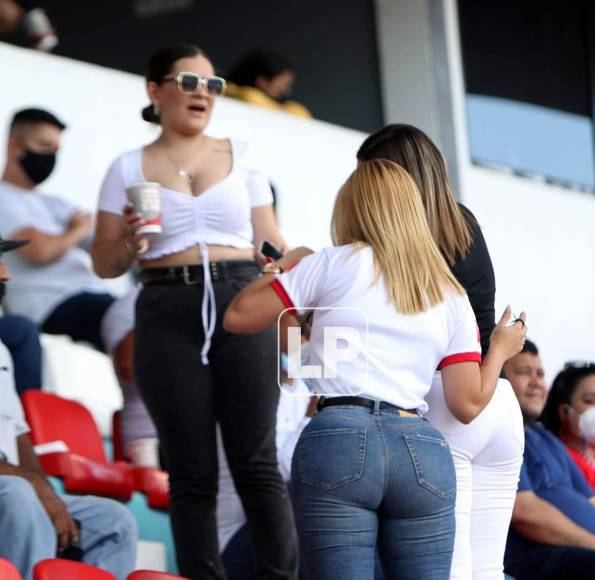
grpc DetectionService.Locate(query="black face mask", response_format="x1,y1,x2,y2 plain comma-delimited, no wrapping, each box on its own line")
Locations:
0,281,5,305
19,149,56,184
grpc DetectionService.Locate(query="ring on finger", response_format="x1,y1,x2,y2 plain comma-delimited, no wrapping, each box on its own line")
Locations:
136,238,149,255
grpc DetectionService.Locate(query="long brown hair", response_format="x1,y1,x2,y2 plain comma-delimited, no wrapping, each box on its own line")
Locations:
332,159,464,314
357,124,473,265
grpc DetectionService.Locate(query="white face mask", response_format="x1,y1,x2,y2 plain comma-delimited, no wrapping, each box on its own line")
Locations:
578,407,595,443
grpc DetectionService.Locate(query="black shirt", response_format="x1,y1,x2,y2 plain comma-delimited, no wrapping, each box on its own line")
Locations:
450,205,496,355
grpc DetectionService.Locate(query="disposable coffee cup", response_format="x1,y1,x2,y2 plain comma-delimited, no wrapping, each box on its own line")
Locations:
126,182,162,235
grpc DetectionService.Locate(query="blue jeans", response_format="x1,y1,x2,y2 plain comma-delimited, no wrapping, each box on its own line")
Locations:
0,475,137,580
0,315,42,393
222,521,384,580
291,405,456,580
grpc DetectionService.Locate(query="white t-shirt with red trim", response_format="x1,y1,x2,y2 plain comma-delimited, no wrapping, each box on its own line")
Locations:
271,244,480,413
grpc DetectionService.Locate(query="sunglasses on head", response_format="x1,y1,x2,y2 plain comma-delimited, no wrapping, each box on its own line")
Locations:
161,71,226,96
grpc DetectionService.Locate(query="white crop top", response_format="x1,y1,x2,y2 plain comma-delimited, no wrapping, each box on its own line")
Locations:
97,138,273,366
97,138,273,261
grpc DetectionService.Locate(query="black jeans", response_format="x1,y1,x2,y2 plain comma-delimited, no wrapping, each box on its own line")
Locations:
505,544,595,579
134,262,298,580
42,291,115,352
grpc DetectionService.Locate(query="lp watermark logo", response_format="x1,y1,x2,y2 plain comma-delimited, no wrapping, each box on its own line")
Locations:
277,307,369,396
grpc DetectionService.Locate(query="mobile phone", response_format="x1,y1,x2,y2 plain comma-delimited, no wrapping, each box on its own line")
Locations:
59,518,83,561
260,241,283,261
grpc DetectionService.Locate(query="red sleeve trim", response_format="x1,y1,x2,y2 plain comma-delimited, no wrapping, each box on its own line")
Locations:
438,352,482,370
270,279,297,315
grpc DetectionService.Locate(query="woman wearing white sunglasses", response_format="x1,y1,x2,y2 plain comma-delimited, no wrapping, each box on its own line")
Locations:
92,43,296,580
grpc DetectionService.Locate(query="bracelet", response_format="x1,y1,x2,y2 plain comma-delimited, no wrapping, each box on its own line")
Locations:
125,238,149,255
261,261,284,275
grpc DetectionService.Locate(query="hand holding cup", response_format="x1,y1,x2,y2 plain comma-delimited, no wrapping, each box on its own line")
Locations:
124,182,162,254
122,204,150,254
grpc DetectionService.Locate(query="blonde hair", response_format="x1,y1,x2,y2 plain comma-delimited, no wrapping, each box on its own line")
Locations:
357,124,474,265
331,159,464,314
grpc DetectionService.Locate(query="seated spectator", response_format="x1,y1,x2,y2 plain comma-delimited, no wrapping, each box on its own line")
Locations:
541,362,595,489
101,287,159,467
0,314,42,393
0,108,114,351
0,235,137,580
503,340,595,579
227,49,312,118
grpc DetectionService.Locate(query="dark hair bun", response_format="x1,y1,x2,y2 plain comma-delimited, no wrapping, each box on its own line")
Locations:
142,104,160,125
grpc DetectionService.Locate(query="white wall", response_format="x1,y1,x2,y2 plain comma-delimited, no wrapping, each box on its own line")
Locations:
0,42,365,252
443,0,595,381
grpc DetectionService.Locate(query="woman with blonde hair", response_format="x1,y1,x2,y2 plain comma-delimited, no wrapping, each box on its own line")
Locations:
358,124,526,579
224,160,526,579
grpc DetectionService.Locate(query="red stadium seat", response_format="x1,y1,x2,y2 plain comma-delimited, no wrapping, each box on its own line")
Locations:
112,412,170,510
112,410,125,462
128,571,188,579
131,467,170,510
34,559,116,579
22,391,134,501
0,558,23,579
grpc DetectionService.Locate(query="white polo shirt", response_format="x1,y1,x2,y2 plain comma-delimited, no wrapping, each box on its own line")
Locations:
271,244,481,413
0,340,30,465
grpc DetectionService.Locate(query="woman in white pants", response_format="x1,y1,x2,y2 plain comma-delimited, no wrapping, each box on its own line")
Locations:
425,377,524,579
358,125,524,580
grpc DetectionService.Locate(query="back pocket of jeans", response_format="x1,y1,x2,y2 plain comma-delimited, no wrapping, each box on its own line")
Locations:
298,428,366,490
403,433,456,499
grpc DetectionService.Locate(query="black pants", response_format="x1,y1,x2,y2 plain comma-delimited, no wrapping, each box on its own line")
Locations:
134,263,298,580
505,544,595,579
42,291,115,352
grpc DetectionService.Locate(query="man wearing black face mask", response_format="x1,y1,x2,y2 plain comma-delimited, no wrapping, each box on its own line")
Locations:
0,108,114,351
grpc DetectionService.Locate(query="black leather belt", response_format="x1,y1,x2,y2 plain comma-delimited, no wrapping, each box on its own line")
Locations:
140,260,258,286
317,396,418,416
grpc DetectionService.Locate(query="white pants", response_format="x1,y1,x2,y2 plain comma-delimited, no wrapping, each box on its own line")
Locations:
425,377,524,580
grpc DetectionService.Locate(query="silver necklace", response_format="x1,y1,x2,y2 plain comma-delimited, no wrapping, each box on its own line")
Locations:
162,143,197,185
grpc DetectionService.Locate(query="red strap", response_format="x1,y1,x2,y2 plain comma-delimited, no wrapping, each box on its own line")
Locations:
438,352,482,370
269,279,297,315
